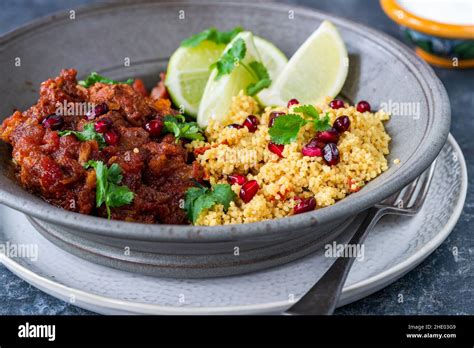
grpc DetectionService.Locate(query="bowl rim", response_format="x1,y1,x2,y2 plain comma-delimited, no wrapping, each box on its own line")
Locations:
0,0,451,242
380,0,474,39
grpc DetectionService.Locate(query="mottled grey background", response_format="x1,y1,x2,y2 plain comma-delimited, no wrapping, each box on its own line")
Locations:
0,0,472,315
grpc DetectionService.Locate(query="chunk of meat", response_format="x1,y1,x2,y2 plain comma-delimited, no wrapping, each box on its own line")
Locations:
88,83,152,126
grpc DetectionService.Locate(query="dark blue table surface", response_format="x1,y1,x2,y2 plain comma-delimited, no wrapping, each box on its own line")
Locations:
0,0,472,315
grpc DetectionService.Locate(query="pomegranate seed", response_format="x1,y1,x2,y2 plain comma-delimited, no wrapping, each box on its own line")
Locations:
323,143,340,166
268,142,285,158
94,118,112,133
243,115,259,133
287,98,299,108
329,99,345,109
316,128,340,143
42,114,64,130
86,103,108,120
302,143,323,157
240,180,259,203
356,100,371,113
268,111,285,127
306,138,326,149
228,123,244,129
145,119,164,136
228,174,246,185
333,115,350,133
104,130,120,146
294,197,317,215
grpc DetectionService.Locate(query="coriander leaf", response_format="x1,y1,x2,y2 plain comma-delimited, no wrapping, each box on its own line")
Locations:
107,183,135,208
184,184,236,223
313,112,331,131
164,121,181,138
248,61,270,80
213,27,243,45
184,187,207,222
85,160,107,207
181,27,243,47
78,72,134,88
107,163,123,185
84,160,134,219
213,38,246,80
268,114,306,145
247,78,271,96
245,61,272,96
293,105,319,119
294,105,331,132
210,184,236,210
163,115,204,142
190,194,217,224
58,123,107,149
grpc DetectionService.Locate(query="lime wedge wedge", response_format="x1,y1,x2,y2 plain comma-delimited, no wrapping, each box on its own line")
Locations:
197,31,261,127
257,20,349,107
166,34,287,119
165,41,224,116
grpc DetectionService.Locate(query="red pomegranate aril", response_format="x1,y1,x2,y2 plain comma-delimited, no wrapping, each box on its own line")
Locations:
329,99,345,109
240,180,259,203
302,144,323,157
86,103,108,120
94,118,112,133
243,115,259,132
356,100,371,113
323,143,340,166
228,174,246,185
287,98,299,108
42,114,64,130
333,115,350,133
145,119,164,136
228,123,244,129
268,111,285,127
316,128,340,143
294,196,316,214
104,130,120,146
268,142,285,158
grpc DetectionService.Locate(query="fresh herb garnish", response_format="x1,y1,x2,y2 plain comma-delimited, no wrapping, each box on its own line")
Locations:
184,184,236,223
78,72,134,88
269,105,331,145
163,115,204,142
212,38,247,80
211,39,272,95
245,61,271,96
84,160,134,219
58,123,107,148
181,27,243,47
293,105,331,131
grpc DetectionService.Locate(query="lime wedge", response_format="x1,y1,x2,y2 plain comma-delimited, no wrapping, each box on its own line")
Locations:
253,36,288,83
257,21,349,107
165,41,224,116
197,31,262,127
166,33,288,119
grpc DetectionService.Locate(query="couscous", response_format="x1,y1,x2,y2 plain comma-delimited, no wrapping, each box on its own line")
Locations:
187,93,391,226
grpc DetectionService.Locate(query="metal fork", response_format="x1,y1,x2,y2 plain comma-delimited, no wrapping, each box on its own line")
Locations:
286,160,437,315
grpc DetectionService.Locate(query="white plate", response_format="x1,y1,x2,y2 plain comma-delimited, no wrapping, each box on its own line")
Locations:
0,135,467,315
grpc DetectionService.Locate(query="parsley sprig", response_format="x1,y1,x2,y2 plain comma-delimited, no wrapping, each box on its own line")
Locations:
211,39,272,96
78,72,133,88
268,105,331,145
84,160,134,219
184,184,236,223
58,123,107,149
163,115,204,142
181,27,243,47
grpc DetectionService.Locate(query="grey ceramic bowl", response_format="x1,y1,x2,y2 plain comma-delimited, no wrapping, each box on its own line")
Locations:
0,1,450,278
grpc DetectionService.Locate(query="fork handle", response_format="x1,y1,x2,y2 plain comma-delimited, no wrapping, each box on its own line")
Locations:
286,207,384,315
